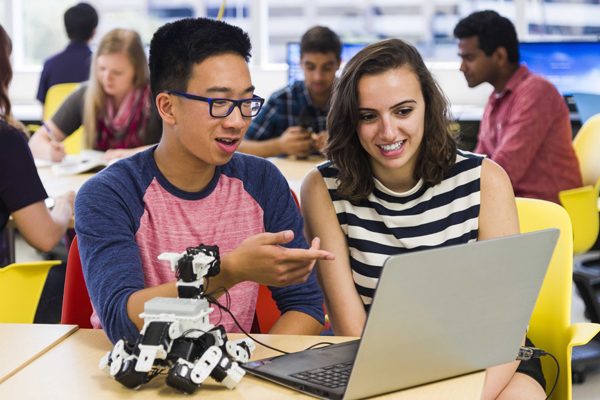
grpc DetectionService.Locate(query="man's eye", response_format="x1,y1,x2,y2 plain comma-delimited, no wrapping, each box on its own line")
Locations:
212,100,230,107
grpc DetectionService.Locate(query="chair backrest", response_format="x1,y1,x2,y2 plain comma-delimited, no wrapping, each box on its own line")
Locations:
516,197,574,399
558,185,600,254
572,113,600,188
60,236,93,328
0,260,61,323
44,83,83,155
572,92,600,125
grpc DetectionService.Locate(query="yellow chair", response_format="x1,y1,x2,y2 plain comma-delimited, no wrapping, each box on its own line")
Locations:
516,197,600,399
0,261,61,323
44,82,83,155
558,113,600,254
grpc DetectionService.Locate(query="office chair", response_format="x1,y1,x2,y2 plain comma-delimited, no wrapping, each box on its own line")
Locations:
516,197,600,399
572,93,600,125
60,236,93,328
0,260,62,323
557,113,600,381
44,83,83,155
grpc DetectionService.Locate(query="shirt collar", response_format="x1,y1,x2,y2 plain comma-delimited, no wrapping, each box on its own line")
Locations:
495,65,530,99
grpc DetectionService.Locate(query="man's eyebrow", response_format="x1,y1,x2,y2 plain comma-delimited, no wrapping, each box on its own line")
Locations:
205,85,256,95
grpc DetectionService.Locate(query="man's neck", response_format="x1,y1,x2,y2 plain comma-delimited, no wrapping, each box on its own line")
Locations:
309,90,330,109
492,63,520,93
153,139,216,193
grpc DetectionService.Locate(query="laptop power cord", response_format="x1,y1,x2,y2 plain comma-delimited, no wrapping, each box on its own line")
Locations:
517,346,559,400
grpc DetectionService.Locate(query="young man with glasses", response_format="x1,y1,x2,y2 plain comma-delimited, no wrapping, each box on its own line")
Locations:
75,18,334,344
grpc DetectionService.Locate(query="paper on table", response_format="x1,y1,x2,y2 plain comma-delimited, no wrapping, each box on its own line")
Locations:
51,150,109,176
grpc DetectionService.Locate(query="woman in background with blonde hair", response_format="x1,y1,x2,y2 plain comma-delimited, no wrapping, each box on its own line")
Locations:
30,28,161,162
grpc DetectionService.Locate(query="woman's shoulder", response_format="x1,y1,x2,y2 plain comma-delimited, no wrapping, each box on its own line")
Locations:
0,121,29,148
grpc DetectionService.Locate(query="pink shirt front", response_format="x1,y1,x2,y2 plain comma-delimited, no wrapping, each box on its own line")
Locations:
90,175,262,332
475,65,582,203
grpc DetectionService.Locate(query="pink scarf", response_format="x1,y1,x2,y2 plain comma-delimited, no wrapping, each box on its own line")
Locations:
96,84,151,150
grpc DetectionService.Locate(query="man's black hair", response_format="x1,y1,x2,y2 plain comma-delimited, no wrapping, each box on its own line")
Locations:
453,10,519,64
300,26,342,61
149,17,251,99
64,2,98,43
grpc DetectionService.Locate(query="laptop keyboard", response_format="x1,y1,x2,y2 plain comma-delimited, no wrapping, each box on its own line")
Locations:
290,361,353,388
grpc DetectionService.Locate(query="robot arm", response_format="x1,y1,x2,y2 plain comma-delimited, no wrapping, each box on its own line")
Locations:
158,244,221,298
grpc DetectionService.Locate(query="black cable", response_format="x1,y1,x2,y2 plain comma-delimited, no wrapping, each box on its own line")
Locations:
517,347,559,400
204,286,335,355
304,341,334,350
544,352,559,400
204,288,290,355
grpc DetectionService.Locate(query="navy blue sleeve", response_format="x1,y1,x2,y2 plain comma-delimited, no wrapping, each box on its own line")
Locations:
36,61,51,103
75,163,148,343
0,124,48,215
240,156,325,325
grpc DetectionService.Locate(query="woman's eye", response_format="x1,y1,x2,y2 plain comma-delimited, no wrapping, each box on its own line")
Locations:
359,113,376,122
396,108,412,116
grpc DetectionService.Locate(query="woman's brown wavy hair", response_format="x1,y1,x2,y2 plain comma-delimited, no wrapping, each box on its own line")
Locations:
326,38,456,203
0,24,13,121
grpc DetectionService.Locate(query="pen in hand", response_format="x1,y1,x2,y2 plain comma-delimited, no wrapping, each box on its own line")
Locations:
42,122,66,162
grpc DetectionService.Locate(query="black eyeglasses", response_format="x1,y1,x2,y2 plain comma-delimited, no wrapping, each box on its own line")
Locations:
167,90,265,118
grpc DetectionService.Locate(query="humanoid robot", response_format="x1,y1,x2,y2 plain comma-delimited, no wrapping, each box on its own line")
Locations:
99,244,256,394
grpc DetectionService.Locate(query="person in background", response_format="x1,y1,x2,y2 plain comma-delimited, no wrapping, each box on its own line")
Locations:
301,38,546,399
454,10,582,204
238,26,341,158
75,17,334,344
29,28,161,162
0,24,74,267
36,2,99,104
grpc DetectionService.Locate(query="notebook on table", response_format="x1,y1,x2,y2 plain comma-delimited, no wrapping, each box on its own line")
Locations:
242,229,559,400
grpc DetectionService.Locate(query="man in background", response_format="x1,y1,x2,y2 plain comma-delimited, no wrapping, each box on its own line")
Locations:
454,10,582,203
238,26,341,158
36,2,98,103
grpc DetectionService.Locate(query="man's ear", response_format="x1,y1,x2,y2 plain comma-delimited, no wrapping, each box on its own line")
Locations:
156,92,176,125
493,47,509,66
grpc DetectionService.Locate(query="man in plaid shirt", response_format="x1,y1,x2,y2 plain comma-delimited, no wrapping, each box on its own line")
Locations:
239,26,341,158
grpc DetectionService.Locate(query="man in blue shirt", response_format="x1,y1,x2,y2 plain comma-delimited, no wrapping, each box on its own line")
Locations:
238,26,341,158
36,2,98,103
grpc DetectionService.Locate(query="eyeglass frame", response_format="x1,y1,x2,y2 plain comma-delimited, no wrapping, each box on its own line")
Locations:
166,90,265,118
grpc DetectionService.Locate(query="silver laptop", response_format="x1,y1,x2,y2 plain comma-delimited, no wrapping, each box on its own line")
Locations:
242,229,559,400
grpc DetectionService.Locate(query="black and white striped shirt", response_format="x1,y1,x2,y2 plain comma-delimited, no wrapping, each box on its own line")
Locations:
318,150,484,308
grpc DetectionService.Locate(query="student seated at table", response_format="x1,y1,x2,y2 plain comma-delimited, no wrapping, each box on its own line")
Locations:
0,25,73,266
454,10,582,204
238,26,341,158
36,2,98,104
30,28,161,163
75,17,334,344
301,39,546,399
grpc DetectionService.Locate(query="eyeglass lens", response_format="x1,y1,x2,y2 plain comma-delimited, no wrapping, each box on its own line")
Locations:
211,99,262,117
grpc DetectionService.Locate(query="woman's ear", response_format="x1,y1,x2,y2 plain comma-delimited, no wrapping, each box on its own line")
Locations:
155,92,176,125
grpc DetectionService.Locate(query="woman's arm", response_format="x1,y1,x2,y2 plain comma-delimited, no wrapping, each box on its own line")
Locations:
301,169,367,336
477,158,527,399
11,190,74,252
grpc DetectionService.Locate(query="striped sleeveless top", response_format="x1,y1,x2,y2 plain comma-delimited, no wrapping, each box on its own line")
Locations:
318,150,484,309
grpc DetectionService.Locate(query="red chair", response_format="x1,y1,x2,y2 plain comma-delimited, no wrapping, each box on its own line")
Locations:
60,236,93,328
